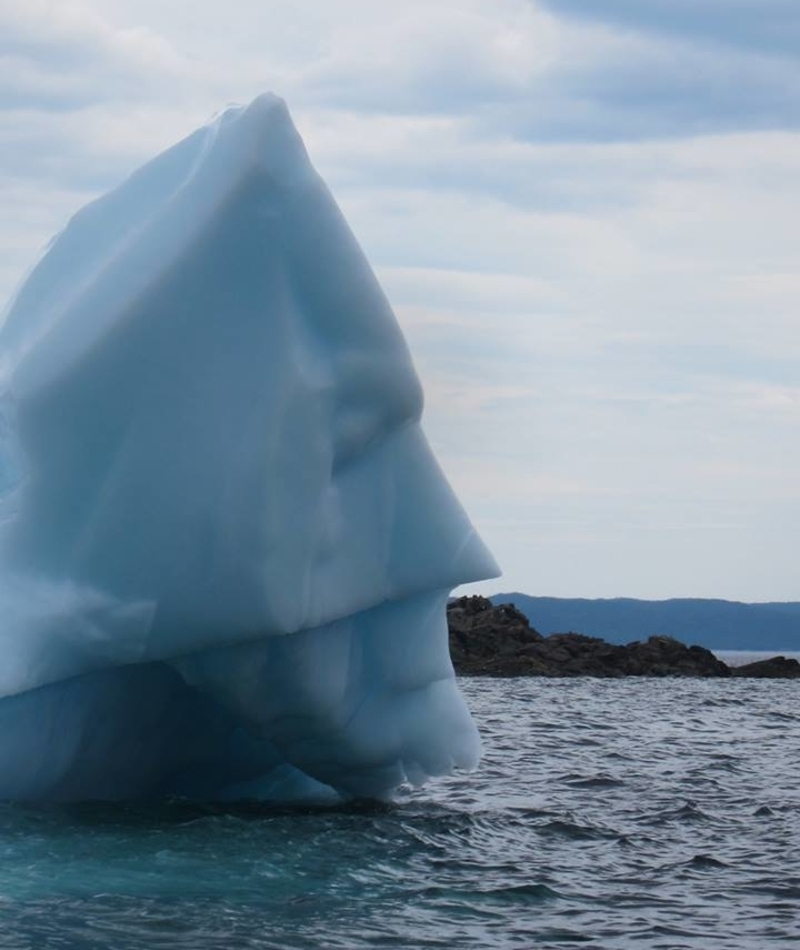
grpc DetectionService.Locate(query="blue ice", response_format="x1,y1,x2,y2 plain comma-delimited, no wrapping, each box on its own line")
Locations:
0,95,498,801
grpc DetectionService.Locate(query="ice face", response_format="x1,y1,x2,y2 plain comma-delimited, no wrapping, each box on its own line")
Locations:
0,94,499,801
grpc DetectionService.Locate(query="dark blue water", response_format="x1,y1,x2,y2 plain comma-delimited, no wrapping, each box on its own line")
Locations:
1,678,798,949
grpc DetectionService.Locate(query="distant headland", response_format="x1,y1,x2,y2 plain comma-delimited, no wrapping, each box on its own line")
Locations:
490,593,800,653
448,596,800,679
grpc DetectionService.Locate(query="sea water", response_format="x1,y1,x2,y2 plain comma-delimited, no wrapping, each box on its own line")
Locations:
0,676,797,949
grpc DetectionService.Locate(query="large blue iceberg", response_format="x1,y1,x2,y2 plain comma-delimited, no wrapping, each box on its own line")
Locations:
0,94,498,801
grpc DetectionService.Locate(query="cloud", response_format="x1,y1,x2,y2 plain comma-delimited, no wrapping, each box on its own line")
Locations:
295,0,557,114
283,1,800,143
535,0,800,59
521,1,800,141
0,0,187,111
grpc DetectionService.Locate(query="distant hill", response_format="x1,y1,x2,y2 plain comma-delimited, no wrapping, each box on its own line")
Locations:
490,595,800,652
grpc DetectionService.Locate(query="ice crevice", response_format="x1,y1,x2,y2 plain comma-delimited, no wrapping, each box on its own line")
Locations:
0,93,498,802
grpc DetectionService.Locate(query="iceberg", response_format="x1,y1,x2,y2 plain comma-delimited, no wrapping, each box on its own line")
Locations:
0,94,498,801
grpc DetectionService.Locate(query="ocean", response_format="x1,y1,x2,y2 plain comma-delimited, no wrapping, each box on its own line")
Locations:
0,676,797,949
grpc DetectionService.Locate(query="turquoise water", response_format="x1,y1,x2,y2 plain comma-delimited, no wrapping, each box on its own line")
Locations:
1,677,798,948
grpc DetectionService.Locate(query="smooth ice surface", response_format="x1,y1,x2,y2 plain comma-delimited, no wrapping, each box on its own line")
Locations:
0,94,498,801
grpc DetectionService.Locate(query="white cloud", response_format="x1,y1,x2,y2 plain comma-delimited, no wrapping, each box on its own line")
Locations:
0,0,187,108
296,0,557,111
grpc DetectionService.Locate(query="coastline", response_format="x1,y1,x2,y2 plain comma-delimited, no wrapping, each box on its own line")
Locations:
449,596,800,679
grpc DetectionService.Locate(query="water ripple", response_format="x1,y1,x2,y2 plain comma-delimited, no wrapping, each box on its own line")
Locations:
0,677,798,948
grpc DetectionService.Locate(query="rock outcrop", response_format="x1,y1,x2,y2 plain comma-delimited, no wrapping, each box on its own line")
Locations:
732,656,800,678
447,596,797,678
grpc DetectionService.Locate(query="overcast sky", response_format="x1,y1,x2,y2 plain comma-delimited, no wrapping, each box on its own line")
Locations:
1,0,798,602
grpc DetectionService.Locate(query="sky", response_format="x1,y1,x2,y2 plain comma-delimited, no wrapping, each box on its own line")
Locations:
1,0,798,602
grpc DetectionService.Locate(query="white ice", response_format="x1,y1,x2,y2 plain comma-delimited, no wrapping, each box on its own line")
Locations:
0,94,498,801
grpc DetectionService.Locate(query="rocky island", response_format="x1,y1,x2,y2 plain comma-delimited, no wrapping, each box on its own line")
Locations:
448,596,800,678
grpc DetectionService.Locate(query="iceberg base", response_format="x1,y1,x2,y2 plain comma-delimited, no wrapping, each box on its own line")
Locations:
0,590,479,802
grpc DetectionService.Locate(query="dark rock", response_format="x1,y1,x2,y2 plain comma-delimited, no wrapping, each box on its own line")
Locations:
611,637,731,678
447,596,545,676
732,656,800,678
447,598,731,677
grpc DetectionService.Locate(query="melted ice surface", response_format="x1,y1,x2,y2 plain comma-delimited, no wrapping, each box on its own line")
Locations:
0,95,498,801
